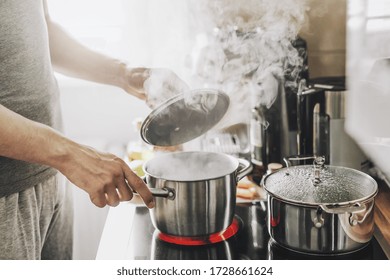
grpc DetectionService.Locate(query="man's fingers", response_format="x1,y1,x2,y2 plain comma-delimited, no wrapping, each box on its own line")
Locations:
116,179,134,202
130,90,146,100
122,164,154,208
104,186,120,207
90,191,107,208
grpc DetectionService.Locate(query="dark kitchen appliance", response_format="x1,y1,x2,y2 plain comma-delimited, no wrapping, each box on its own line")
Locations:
250,37,309,168
297,77,369,170
99,202,387,260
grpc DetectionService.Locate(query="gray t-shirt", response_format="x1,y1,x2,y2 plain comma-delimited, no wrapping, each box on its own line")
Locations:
0,0,62,197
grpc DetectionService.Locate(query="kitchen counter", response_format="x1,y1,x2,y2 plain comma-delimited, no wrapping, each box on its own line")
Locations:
373,179,390,259
96,199,140,260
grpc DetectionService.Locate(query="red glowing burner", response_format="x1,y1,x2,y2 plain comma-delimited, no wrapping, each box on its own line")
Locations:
157,217,241,246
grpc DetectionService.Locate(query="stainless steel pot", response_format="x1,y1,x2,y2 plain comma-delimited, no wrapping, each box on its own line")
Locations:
143,151,252,237
263,156,378,255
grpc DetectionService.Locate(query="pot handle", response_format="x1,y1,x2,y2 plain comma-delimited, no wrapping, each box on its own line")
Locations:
283,155,325,167
349,203,374,226
284,155,325,185
236,158,253,181
320,203,366,215
141,177,176,200
321,203,373,226
150,187,176,200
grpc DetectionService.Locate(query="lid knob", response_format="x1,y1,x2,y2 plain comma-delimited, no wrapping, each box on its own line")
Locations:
312,156,325,186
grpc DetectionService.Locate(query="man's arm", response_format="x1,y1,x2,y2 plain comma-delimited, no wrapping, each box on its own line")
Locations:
42,0,189,107
0,104,154,208
43,0,148,100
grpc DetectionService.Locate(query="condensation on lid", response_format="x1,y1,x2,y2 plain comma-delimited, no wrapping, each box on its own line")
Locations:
263,165,378,205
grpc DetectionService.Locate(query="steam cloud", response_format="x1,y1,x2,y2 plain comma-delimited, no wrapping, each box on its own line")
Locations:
188,0,309,128
144,69,190,109
144,69,218,115
143,1,310,133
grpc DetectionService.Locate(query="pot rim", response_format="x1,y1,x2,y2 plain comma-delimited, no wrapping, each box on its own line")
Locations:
263,165,379,207
143,151,239,182
266,190,378,208
144,172,234,183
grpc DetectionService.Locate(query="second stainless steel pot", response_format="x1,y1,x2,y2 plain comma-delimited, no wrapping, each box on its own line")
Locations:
263,157,378,255
143,151,252,237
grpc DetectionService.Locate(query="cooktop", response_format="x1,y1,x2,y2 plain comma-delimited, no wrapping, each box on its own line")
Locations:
101,202,388,260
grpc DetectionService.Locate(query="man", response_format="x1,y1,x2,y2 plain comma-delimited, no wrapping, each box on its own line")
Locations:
0,0,187,259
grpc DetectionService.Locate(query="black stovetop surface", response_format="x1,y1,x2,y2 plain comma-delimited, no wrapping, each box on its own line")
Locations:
125,202,388,260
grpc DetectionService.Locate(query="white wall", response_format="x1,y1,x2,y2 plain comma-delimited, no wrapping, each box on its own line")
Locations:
59,79,149,144
346,0,390,180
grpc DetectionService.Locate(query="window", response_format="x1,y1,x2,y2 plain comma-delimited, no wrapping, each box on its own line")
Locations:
47,0,193,76
48,0,127,57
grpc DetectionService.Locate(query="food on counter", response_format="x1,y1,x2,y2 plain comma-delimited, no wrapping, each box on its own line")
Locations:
126,140,154,162
236,176,260,200
131,160,145,177
128,160,145,177
127,148,153,162
237,186,257,199
127,117,154,162
127,149,143,161
267,162,283,174
153,144,183,153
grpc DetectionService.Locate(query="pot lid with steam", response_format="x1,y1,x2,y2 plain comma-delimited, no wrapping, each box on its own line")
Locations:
263,157,378,207
140,89,230,147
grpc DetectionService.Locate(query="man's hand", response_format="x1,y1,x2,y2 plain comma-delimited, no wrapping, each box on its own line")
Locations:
121,67,189,108
55,142,155,208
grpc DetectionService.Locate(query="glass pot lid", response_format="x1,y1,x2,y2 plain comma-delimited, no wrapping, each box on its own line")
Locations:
140,89,229,147
263,165,378,206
